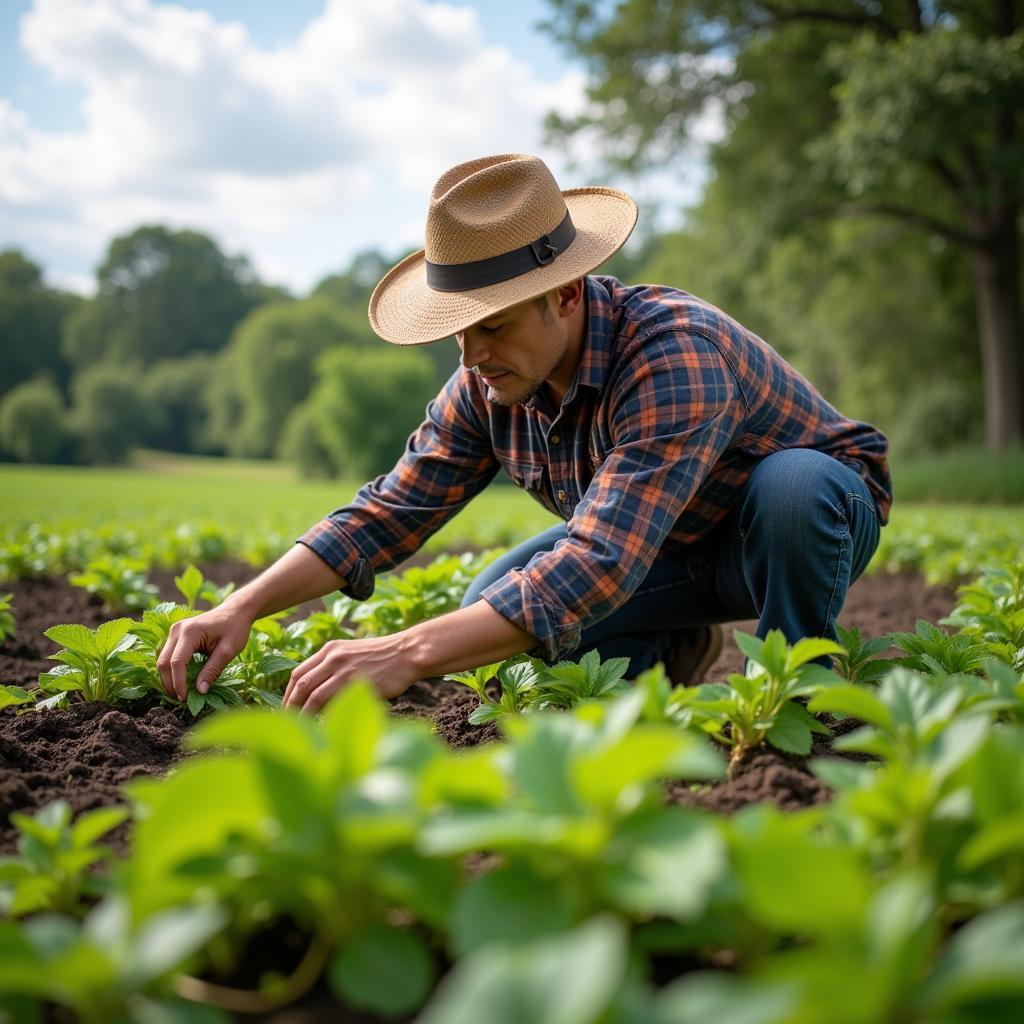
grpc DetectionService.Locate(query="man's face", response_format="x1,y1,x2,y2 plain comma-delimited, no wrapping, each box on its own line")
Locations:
455,292,568,407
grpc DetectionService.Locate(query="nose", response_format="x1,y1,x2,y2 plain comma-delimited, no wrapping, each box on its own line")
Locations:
458,328,490,372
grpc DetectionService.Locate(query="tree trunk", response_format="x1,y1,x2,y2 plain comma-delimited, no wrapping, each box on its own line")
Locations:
969,209,1024,450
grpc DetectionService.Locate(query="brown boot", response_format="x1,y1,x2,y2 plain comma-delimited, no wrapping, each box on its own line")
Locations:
664,624,724,687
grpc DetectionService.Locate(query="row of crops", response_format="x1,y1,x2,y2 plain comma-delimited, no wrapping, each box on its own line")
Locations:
1,553,1023,1020
3,503,1024,588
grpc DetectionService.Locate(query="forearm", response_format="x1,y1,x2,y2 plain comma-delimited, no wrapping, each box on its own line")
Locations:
405,599,537,678
221,543,346,622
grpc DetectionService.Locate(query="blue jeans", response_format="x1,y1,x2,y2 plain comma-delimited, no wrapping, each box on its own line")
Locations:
461,448,883,674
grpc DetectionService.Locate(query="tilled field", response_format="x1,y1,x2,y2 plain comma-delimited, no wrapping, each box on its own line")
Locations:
1,562,960,857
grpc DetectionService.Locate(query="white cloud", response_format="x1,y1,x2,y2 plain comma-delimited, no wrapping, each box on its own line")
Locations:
1,0,719,296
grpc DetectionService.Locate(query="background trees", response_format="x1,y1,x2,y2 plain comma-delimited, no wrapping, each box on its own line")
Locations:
544,0,1023,449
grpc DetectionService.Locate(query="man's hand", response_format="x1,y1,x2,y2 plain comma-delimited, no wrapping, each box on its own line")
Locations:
157,607,253,702
283,635,420,714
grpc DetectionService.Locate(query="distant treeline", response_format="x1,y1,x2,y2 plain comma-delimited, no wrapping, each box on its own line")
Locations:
0,209,991,476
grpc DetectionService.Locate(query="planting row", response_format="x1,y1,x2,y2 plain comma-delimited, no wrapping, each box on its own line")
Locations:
4,503,1024,588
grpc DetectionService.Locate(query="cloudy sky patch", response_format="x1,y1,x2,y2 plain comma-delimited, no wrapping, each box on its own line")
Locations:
1,0,711,296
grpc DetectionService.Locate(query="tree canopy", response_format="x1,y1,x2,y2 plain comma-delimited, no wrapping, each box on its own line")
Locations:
543,0,1024,448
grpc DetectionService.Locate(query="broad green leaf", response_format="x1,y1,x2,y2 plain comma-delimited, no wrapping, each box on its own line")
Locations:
787,637,846,669
320,679,386,783
0,686,34,710
124,903,228,987
917,902,1024,1011
731,810,869,934
808,684,892,727
509,715,583,816
449,863,577,955
766,701,822,756
659,972,796,1024
419,915,627,1024
93,618,136,658
329,923,435,1016
958,817,1024,871
601,809,726,920
71,806,130,849
186,706,319,768
186,689,204,717
43,624,99,659
174,565,204,609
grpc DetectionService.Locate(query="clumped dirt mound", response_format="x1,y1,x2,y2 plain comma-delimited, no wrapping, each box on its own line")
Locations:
0,699,188,855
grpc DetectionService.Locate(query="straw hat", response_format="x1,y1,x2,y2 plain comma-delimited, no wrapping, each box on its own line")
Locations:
368,153,638,345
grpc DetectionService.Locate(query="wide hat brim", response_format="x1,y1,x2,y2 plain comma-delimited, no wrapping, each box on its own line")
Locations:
368,186,638,345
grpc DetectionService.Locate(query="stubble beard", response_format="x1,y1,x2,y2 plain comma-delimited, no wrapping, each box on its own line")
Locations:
484,374,545,407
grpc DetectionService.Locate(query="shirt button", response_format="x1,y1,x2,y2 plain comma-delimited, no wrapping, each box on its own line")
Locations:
550,434,560,444
557,489,568,502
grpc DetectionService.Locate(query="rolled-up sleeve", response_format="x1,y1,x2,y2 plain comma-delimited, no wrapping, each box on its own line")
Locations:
480,331,744,661
298,367,500,599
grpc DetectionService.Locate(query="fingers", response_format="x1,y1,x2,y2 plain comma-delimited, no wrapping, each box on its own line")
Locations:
283,644,330,706
195,640,236,694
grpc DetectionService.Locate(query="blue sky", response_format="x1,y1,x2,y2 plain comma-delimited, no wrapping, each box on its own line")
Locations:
1,0,709,295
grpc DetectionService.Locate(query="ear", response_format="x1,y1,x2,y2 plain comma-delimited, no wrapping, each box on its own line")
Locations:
553,277,585,319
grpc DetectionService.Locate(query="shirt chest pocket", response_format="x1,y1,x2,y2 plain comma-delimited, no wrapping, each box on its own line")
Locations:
506,460,561,517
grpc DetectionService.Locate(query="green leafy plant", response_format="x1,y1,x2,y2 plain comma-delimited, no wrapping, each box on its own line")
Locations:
449,656,544,724
38,619,146,707
353,550,501,636
69,555,158,612
534,649,632,709
0,896,228,1024
833,623,893,684
0,592,14,643
668,630,843,770
0,800,128,917
173,563,235,611
941,560,1024,671
301,594,357,651
884,619,992,676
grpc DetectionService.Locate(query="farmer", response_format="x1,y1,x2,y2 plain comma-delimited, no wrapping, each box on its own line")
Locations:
158,153,891,714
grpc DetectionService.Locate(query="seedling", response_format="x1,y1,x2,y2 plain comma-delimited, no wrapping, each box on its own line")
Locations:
534,649,632,708
38,619,146,707
0,799,128,917
449,656,544,724
69,555,158,613
669,629,843,770
834,623,894,684
884,619,991,676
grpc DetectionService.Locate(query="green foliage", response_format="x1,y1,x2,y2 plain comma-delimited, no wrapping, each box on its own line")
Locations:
825,27,1024,201
942,559,1024,671
353,550,502,636
210,297,375,458
0,896,228,1024
833,623,892,685
69,555,159,612
141,353,219,453
884,619,992,676
69,362,155,464
0,377,73,464
38,618,146,707
0,592,14,643
62,225,261,371
0,800,128,917
304,344,439,478
0,249,79,399
665,630,843,769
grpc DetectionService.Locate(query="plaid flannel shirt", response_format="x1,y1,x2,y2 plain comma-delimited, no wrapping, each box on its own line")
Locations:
299,275,892,661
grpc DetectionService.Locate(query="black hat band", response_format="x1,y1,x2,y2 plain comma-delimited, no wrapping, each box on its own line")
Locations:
424,210,576,292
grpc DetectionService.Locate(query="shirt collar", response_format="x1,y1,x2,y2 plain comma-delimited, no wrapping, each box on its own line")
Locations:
523,275,615,413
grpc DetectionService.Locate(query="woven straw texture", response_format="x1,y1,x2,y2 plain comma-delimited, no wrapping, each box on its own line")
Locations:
369,155,637,346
